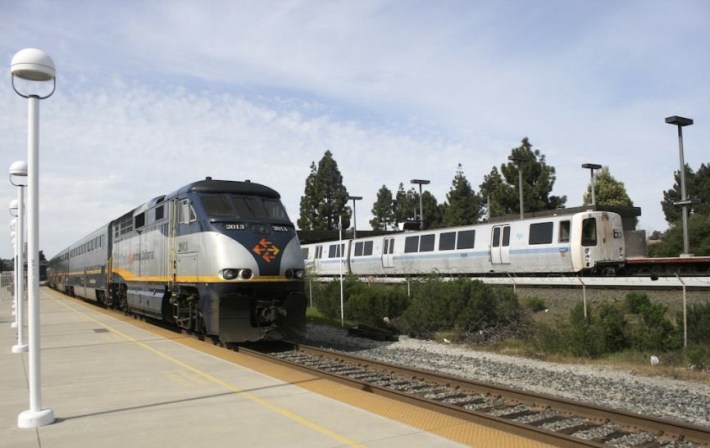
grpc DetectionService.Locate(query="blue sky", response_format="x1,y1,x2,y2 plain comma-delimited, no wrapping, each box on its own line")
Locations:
1,0,708,258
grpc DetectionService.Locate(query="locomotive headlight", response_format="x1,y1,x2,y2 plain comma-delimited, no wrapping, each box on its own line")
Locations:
285,268,305,279
222,269,238,280
221,268,254,280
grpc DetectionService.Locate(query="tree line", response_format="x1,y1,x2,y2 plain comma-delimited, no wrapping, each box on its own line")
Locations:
298,138,709,256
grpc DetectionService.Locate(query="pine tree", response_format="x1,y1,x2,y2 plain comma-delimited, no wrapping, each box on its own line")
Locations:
297,150,350,230
498,137,566,215
370,185,395,231
583,166,634,207
443,163,482,226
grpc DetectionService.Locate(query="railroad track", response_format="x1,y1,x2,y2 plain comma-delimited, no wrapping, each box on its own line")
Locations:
237,343,710,448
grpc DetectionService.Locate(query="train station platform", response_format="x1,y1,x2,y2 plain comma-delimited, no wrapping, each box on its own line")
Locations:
1,287,551,448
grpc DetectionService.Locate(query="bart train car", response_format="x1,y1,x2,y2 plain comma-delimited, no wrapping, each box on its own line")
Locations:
303,210,626,277
47,178,307,342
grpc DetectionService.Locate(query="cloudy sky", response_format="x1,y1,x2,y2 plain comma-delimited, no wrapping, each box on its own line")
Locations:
1,0,708,259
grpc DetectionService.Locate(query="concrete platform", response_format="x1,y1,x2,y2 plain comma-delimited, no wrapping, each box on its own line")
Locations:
1,287,552,447
0,286,465,447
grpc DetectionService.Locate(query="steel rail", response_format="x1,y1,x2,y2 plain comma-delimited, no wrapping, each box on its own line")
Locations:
237,343,710,448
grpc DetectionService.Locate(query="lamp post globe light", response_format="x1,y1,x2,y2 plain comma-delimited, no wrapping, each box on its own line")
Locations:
347,196,362,239
665,115,694,257
581,163,602,207
11,48,56,428
10,161,28,354
410,179,430,230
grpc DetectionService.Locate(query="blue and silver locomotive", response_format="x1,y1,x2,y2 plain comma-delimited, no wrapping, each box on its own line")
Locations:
47,178,307,342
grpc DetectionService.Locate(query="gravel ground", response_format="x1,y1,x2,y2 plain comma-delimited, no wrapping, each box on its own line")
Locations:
304,323,710,428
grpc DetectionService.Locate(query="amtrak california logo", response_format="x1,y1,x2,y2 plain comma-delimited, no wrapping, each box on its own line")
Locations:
252,238,280,262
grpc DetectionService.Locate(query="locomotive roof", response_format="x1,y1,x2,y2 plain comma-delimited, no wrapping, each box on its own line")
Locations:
175,178,281,199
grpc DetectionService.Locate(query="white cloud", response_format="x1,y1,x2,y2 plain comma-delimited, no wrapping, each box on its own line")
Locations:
1,0,709,259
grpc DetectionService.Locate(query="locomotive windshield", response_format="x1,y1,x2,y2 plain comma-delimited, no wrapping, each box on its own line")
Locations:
200,194,290,222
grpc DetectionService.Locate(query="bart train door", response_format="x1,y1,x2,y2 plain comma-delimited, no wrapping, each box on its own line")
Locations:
490,225,511,265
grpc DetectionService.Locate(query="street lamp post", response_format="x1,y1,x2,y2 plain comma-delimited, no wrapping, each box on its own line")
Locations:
10,161,28,354
581,163,602,206
410,179,430,230
508,156,525,219
347,196,362,239
11,48,56,428
665,115,694,257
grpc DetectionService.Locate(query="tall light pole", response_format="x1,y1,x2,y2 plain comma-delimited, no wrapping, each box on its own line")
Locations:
665,115,694,257
11,48,56,428
347,195,362,239
10,161,28,354
508,156,525,219
410,179,430,230
582,163,602,206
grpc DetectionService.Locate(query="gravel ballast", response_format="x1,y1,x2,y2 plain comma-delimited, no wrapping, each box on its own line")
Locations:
304,323,710,428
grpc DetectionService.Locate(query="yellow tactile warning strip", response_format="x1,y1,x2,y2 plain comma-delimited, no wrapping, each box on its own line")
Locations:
51,291,555,448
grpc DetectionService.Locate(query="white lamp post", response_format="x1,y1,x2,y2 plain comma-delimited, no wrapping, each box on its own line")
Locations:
9,216,18,329
10,161,28,354
11,48,56,428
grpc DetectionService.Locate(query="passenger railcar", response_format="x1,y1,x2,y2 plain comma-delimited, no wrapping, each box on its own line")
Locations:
303,210,625,277
48,178,307,342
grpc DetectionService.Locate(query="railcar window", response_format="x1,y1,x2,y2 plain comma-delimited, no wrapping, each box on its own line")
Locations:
404,236,419,253
383,238,395,255
354,242,364,256
457,230,475,249
328,244,345,258
492,227,501,247
315,245,323,259
420,234,435,252
502,226,511,246
529,222,553,245
439,232,456,251
559,220,571,243
135,212,145,229
582,218,597,246
155,205,164,221
363,241,373,256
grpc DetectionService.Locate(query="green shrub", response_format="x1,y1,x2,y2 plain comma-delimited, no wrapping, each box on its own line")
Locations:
346,284,409,328
399,278,521,340
631,302,681,352
525,297,547,313
682,302,710,344
624,292,651,314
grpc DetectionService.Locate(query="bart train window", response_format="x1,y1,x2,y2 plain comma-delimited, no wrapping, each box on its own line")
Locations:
529,222,553,245
354,241,373,256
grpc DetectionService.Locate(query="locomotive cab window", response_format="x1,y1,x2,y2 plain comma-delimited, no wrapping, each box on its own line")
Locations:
202,195,233,218
582,218,597,246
